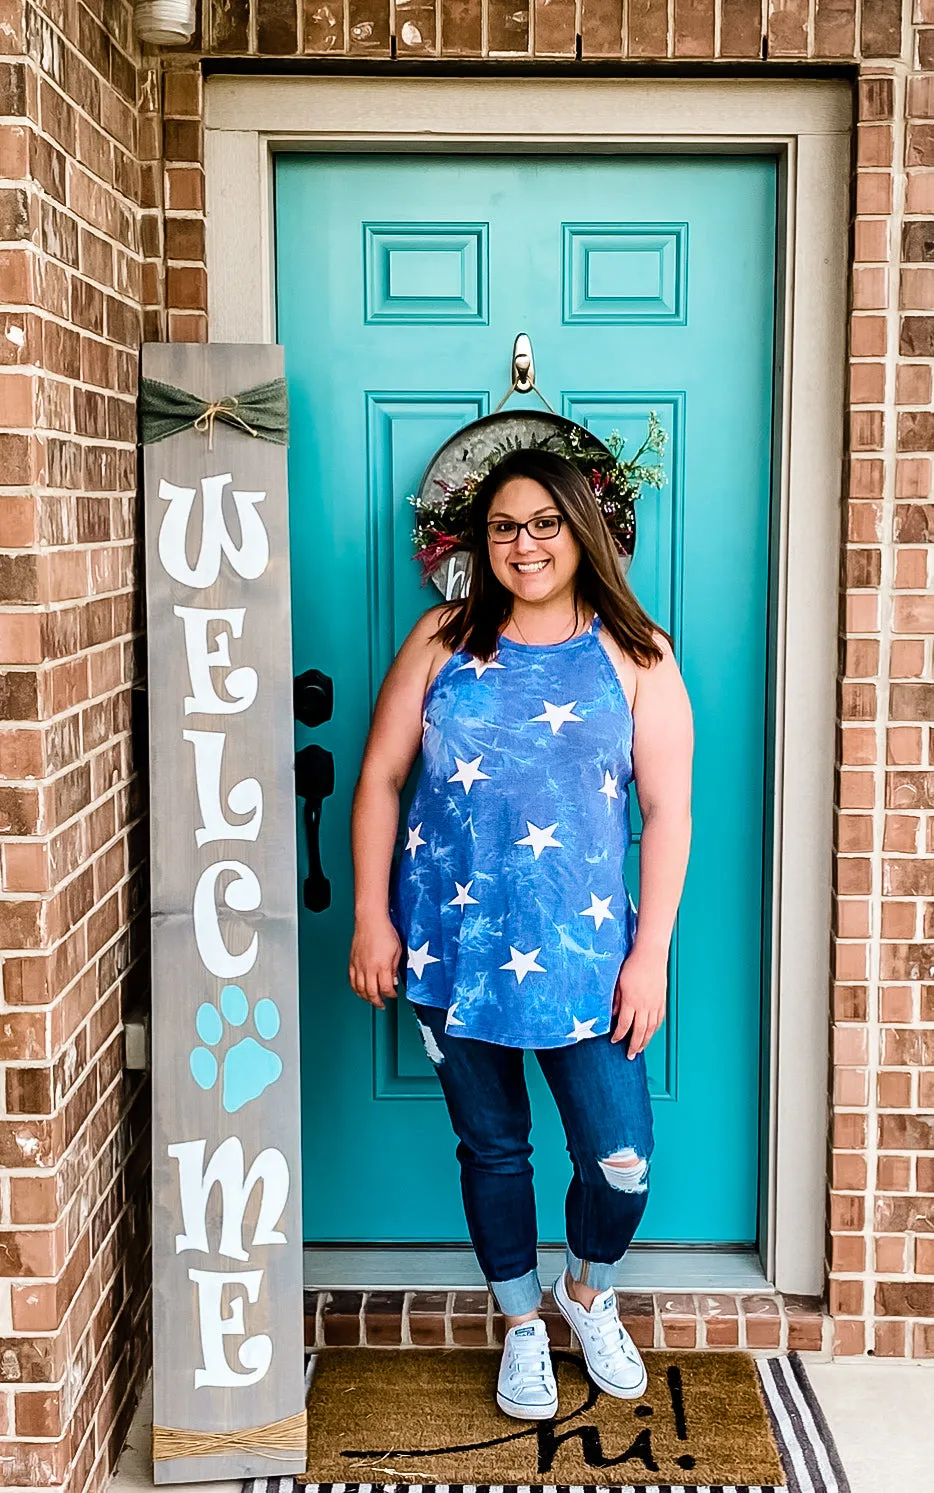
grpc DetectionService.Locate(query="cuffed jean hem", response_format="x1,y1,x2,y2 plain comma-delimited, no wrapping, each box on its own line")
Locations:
489,1266,542,1317
565,1248,620,1293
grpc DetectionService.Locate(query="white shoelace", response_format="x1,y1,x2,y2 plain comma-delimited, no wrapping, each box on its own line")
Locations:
507,1329,553,1392
583,1302,640,1366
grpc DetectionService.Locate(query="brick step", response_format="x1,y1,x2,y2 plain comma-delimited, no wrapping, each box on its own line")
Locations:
305,1288,829,1353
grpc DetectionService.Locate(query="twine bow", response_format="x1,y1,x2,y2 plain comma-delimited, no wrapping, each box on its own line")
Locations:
140,375,289,447
192,396,259,449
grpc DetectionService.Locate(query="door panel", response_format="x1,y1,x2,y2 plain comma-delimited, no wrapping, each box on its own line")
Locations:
275,153,776,1245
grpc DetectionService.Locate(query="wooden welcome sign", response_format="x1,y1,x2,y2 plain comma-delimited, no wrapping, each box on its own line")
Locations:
141,344,306,1483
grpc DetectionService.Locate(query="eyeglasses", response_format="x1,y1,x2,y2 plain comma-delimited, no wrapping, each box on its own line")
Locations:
487,514,565,544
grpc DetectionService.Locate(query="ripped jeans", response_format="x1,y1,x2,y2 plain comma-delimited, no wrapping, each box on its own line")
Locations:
412,1003,654,1318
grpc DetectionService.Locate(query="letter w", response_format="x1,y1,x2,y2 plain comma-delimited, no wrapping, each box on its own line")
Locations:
158,473,269,587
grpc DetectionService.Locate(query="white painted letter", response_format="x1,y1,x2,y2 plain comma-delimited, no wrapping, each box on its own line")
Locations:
184,730,263,846
188,1268,272,1388
193,860,260,978
175,605,258,715
169,1138,289,1262
158,474,269,588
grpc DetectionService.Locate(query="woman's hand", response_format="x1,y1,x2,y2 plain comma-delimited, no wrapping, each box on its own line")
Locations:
611,946,668,1057
349,915,402,1009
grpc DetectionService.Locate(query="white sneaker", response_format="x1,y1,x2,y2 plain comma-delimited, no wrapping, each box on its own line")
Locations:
553,1269,648,1398
496,1319,558,1420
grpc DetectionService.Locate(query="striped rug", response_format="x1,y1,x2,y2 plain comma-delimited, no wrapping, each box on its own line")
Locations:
242,1353,850,1493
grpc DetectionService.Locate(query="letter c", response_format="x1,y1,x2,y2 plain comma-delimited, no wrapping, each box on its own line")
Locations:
193,860,260,978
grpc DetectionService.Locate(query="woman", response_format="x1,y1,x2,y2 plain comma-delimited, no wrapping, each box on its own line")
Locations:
349,448,693,1419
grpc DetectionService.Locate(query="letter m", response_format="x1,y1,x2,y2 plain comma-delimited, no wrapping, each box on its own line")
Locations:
168,1137,290,1263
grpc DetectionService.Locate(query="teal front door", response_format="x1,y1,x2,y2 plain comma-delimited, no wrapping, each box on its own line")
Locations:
276,153,776,1247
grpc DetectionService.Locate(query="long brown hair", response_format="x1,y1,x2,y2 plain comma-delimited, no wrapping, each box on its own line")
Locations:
432,448,669,666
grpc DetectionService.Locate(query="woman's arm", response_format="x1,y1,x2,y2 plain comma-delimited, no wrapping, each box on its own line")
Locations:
612,636,694,1057
348,608,449,1009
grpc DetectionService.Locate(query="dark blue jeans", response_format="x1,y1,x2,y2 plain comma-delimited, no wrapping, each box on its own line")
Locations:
413,1003,654,1317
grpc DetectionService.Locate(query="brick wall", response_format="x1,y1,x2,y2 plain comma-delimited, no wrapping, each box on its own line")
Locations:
0,0,154,1485
1,0,933,1485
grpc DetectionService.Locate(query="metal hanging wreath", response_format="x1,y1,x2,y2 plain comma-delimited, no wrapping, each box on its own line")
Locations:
409,335,667,601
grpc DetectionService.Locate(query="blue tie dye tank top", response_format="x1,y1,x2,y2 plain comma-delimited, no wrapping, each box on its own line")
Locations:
389,614,637,1049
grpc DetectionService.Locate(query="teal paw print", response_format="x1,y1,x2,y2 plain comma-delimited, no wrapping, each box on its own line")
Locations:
189,985,283,1114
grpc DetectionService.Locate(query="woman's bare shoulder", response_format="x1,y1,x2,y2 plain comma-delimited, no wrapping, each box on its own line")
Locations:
397,602,460,687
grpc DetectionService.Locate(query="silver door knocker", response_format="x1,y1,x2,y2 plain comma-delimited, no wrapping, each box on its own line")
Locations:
512,332,535,393
494,332,558,415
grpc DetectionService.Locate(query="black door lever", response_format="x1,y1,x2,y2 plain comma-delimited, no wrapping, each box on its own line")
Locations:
295,743,335,912
294,667,335,913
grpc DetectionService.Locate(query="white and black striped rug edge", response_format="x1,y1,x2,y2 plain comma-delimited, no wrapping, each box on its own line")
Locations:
244,1352,850,1493
757,1354,851,1493
244,1482,784,1493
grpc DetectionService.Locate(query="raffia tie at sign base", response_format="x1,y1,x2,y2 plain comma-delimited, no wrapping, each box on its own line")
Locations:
300,1350,785,1488
152,1410,307,1462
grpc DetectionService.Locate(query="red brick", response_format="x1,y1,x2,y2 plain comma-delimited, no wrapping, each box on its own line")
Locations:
856,172,893,215
850,361,886,402
673,0,714,56
720,0,762,55
877,1282,934,1316
580,0,624,56
858,124,894,167
851,315,887,356
815,0,855,56
860,0,902,55
628,0,667,54
896,363,933,404
871,1152,907,1188
305,0,346,51
833,1319,865,1355
912,1323,934,1356
768,0,807,54
831,1236,866,1272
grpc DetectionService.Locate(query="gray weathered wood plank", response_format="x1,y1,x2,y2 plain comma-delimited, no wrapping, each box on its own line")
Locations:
143,343,305,1484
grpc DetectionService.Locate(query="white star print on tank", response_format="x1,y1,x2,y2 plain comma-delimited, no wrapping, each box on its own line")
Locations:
580,893,615,930
515,821,562,859
448,755,492,794
566,1015,600,1042
445,1002,465,1027
405,822,426,858
599,770,619,801
458,656,505,678
531,699,583,734
407,941,440,979
449,880,479,908
500,946,546,983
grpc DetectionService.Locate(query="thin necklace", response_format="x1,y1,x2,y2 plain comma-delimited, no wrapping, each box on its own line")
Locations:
510,605,593,646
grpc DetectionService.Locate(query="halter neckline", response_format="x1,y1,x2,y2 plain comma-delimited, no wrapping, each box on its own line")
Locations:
497,614,600,654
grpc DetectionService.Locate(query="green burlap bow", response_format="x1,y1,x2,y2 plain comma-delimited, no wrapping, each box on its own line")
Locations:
140,375,289,449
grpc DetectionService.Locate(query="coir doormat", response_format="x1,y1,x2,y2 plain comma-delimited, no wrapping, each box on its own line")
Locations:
300,1348,785,1489
243,1350,850,1493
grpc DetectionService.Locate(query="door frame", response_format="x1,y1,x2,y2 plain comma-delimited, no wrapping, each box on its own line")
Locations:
203,74,850,1297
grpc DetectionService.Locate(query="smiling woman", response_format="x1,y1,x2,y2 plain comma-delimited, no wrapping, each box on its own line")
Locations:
348,444,693,1420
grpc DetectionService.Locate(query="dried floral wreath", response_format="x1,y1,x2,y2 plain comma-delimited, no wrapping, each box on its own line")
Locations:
410,412,668,586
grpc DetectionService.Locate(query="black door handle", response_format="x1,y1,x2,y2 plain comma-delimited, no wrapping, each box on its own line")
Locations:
295,743,335,912
294,667,335,914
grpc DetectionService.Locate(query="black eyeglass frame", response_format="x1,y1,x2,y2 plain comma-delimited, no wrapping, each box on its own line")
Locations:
486,514,566,544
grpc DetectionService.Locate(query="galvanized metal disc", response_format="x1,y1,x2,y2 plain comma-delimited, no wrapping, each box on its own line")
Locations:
415,410,613,511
